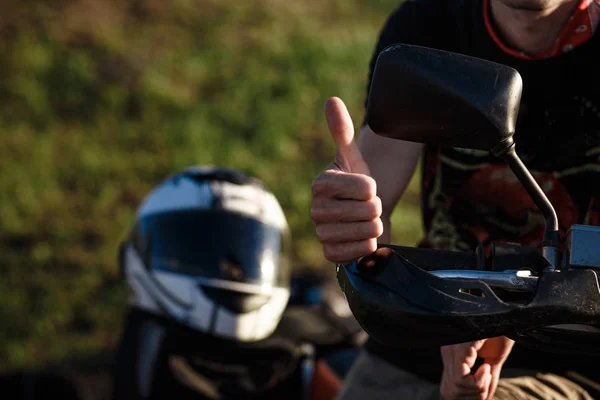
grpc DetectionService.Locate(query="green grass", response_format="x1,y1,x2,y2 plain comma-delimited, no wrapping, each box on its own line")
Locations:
0,0,421,371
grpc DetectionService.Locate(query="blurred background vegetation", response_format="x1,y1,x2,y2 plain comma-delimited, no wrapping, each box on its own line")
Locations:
0,0,420,380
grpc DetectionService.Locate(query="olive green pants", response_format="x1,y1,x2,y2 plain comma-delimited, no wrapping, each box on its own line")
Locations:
336,350,595,400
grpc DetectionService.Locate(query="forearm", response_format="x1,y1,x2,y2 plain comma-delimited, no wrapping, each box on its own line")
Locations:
357,125,423,243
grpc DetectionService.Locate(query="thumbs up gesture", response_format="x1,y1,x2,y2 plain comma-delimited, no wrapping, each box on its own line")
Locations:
311,97,383,263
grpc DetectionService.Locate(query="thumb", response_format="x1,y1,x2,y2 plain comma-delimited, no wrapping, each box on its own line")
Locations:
324,97,370,175
474,363,491,385
474,363,492,399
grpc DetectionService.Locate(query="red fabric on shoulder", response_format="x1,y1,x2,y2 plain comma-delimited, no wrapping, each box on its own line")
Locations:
483,0,599,59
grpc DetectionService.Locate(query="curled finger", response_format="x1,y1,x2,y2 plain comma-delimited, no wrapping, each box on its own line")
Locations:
312,170,376,200
322,238,378,263
311,197,382,224
316,220,383,243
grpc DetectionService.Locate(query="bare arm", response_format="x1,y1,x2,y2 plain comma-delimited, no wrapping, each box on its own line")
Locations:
357,125,423,243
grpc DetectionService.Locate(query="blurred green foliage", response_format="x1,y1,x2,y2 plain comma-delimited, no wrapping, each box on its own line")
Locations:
0,0,421,371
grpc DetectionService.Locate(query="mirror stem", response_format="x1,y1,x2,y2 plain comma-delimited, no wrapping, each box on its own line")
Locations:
492,139,560,269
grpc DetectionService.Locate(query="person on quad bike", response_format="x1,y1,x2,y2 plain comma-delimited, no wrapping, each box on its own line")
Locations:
111,166,364,400
311,0,600,399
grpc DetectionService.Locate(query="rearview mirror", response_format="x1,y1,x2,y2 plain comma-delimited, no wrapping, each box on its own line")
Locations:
365,44,523,151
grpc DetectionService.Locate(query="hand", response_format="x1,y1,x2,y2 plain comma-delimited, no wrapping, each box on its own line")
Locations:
311,97,383,263
440,336,514,400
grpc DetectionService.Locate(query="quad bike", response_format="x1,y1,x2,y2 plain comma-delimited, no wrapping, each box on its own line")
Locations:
337,44,600,355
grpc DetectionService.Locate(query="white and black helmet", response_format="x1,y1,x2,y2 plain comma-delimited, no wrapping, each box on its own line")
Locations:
119,166,291,342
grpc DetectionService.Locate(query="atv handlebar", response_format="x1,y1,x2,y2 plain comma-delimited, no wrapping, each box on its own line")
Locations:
337,227,600,355
341,44,600,354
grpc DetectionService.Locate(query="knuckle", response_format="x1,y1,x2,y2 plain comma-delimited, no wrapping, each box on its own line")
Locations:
366,196,382,219
310,210,323,225
310,201,325,222
311,175,326,197
311,199,339,223
311,170,335,197
323,245,339,262
315,225,328,242
363,199,377,219
366,218,384,237
360,175,377,198
374,218,384,237
364,238,378,254
310,207,318,222
365,221,377,237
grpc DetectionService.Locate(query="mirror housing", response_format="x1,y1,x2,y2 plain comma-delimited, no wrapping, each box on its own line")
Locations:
365,44,523,150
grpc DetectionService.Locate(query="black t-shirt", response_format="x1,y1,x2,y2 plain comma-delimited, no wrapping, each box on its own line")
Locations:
362,0,600,391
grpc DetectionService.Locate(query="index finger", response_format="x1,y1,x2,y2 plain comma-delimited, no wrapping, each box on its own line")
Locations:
312,169,376,200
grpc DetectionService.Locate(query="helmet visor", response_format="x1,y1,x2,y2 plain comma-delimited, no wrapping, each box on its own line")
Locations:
132,210,289,287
